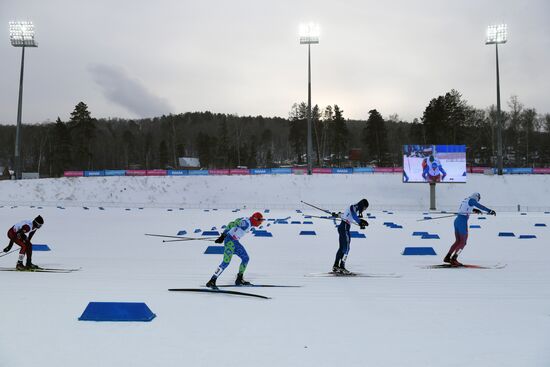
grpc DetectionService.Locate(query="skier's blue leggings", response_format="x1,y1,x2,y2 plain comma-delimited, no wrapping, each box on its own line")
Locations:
217,238,249,275
334,222,351,266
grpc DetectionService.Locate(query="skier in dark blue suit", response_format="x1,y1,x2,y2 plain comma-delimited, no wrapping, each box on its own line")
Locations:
331,199,369,274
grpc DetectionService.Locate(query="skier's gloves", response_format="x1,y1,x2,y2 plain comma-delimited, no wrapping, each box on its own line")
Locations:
488,210,496,216
331,212,339,218
359,219,369,229
3,245,11,253
472,208,482,214
214,233,226,244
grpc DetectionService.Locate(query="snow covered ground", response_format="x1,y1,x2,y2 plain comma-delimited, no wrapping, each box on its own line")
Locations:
0,175,549,367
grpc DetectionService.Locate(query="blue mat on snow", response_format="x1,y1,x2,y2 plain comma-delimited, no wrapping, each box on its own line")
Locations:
421,234,440,239
78,302,156,322
534,223,546,227
469,225,481,229
177,230,187,236
402,247,437,255
32,244,51,251
299,231,316,236
498,232,515,237
202,231,220,236
204,246,225,254
254,231,273,237
412,231,429,236
519,235,536,239
350,231,366,238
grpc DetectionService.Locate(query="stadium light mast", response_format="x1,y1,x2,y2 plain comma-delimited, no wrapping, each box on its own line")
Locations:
486,24,507,176
299,23,319,175
9,21,38,180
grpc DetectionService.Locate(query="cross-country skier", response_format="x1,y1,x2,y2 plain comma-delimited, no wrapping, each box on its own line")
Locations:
3,215,44,270
331,199,369,274
444,193,496,266
206,212,264,289
422,155,447,182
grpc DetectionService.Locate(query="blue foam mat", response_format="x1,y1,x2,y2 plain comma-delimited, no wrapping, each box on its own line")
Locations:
202,231,220,236
32,244,51,251
469,225,481,229
299,231,316,236
350,231,366,238
421,234,440,239
78,302,156,322
534,223,546,227
402,247,437,255
519,235,536,239
177,230,187,236
412,231,429,236
204,246,225,254
498,232,515,237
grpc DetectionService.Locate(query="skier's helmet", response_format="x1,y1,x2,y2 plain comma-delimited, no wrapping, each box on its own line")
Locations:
357,199,369,213
33,215,44,228
250,212,264,227
470,192,481,202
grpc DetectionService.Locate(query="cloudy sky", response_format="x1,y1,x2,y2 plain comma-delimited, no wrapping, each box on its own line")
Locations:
1,0,549,124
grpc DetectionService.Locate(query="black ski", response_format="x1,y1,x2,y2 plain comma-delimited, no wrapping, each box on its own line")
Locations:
423,263,507,270
168,288,271,299
217,284,301,288
306,272,402,278
0,267,80,273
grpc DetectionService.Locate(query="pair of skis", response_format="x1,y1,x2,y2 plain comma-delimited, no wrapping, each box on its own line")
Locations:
0,266,81,273
169,284,300,300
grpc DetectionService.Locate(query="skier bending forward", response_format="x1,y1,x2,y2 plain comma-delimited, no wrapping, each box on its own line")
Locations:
206,212,264,289
444,192,496,266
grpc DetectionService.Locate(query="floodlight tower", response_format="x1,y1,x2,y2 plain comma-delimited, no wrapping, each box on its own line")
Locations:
299,23,319,175
9,21,38,180
486,24,507,176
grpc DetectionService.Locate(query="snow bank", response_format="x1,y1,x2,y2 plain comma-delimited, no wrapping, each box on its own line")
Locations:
0,174,549,211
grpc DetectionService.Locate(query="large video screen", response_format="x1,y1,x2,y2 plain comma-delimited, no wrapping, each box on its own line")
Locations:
403,145,466,183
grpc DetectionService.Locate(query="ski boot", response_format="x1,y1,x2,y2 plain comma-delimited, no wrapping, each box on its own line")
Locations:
206,276,218,289
332,265,342,274
339,267,352,275
26,263,42,270
443,253,452,264
235,273,251,286
16,261,26,271
450,254,463,267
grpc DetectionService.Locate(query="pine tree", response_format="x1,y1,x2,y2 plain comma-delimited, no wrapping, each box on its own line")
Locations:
362,109,388,165
330,105,348,166
68,102,96,170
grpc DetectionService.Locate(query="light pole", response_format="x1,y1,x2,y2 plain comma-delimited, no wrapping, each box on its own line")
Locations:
299,23,319,175
9,21,38,180
486,24,507,176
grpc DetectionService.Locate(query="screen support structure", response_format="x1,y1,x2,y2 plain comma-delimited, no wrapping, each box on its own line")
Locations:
429,183,436,210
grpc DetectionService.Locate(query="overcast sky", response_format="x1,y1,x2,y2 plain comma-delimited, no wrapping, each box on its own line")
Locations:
1,0,549,124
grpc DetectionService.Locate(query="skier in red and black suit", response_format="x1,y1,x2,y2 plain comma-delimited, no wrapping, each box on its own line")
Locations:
3,215,44,270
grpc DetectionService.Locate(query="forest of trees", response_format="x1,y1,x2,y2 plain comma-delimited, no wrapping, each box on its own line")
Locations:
1,90,549,178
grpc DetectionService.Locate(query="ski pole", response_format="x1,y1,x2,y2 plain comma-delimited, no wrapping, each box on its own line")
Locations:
416,214,457,222
162,237,217,243
303,214,363,228
0,248,19,258
145,233,218,240
300,200,332,214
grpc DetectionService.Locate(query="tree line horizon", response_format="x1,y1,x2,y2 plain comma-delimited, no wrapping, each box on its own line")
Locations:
0,89,549,178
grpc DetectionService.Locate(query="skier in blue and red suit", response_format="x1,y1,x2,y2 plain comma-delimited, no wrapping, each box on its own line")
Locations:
422,155,447,183
444,193,496,266
331,199,369,274
206,212,264,289
3,215,44,270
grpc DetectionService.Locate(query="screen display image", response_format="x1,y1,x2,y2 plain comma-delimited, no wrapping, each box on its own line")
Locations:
403,145,466,183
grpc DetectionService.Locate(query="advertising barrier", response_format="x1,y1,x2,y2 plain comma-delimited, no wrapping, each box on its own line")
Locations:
533,168,550,174
84,170,104,177
250,168,271,175
271,168,292,174
187,170,209,176
64,171,84,177
126,170,147,176
332,168,353,174
353,167,375,173
167,170,189,176
312,168,332,174
209,169,230,175
146,170,167,176
104,170,126,176
229,169,250,175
